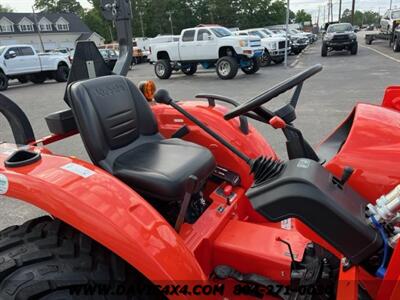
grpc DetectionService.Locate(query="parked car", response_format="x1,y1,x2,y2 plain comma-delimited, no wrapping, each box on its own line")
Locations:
381,9,400,33
0,44,71,91
151,25,264,80
99,48,119,69
322,23,358,56
235,28,289,66
290,29,316,43
271,29,308,54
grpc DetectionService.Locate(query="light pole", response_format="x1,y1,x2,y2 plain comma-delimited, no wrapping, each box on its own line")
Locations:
139,11,144,37
32,6,45,52
284,0,289,68
167,11,174,35
351,0,356,25
339,0,342,21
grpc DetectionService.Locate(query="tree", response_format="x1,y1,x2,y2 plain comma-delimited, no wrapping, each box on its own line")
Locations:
34,0,84,16
295,9,312,25
0,4,13,12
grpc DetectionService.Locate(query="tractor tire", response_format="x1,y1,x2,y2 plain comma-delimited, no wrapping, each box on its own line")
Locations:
154,59,172,79
55,65,70,82
393,37,400,52
241,58,260,75
0,72,9,91
216,56,238,79
17,76,28,84
0,216,158,300
30,73,46,84
350,43,358,55
272,57,285,64
181,63,197,75
321,43,328,57
259,51,272,67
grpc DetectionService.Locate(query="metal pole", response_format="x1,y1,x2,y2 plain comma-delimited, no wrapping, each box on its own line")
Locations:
284,0,289,68
139,11,144,37
339,0,342,21
32,6,45,52
351,0,356,25
167,11,174,35
390,0,393,10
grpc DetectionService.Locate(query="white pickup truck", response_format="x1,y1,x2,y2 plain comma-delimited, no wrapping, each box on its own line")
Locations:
150,26,264,80
0,45,71,91
236,28,289,67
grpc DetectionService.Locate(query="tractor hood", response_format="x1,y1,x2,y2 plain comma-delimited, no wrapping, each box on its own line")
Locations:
319,103,400,203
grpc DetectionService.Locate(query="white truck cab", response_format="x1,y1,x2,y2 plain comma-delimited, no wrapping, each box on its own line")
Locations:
0,45,71,91
381,9,400,33
236,28,289,66
151,25,264,79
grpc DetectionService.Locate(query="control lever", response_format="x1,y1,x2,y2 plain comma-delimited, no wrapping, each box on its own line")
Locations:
175,175,199,232
154,89,251,164
340,166,354,186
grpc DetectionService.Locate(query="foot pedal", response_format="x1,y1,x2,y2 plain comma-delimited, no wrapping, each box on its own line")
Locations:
213,265,288,300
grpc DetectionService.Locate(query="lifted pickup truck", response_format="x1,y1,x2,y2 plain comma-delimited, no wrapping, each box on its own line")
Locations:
322,23,358,56
151,26,264,80
0,44,71,91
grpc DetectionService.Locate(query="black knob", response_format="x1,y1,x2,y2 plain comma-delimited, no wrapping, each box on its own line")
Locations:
154,89,173,105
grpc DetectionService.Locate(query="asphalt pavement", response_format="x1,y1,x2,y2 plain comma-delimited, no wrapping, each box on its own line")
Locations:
1,35,400,230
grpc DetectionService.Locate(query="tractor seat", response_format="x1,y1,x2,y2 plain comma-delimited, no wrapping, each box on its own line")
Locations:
67,75,216,202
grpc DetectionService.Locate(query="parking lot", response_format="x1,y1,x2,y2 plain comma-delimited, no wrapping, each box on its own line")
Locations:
1,34,400,229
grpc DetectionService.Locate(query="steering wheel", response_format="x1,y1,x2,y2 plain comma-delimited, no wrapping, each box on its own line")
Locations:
224,64,323,121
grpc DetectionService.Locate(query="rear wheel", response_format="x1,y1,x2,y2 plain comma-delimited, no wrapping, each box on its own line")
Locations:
30,73,46,84
259,51,272,67
0,72,9,91
181,63,197,75
321,43,328,57
241,58,260,74
17,76,28,84
393,37,400,52
350,43,358,55
0,216,158,299
216,56,238,79
272,57,285,64
55,65,70,82
154,59,172,79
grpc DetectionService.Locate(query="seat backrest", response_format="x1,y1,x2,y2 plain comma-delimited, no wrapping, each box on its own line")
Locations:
67,75,159,171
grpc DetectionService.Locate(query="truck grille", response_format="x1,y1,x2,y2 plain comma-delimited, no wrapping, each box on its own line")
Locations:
332,34,349,42
250,40,261,47
278,41,286,49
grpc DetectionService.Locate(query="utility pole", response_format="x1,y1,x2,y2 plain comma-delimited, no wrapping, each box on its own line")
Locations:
138,11,144,37
167,11,173,35
284,0,290,68
351,0,356,25
390,0,393,10
323,5,326,24
338,0,342,22
317,7,320,27
32,6,45,52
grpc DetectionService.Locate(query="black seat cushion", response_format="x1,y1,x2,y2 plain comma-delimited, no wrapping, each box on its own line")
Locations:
114,139,216,201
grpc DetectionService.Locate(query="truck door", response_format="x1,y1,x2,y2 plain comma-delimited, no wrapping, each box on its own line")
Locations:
196,29,218,60
179,29,196,61
19,47,41,73
3,47,22,75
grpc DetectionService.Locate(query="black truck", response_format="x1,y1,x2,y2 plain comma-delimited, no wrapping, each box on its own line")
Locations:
321,23,358,56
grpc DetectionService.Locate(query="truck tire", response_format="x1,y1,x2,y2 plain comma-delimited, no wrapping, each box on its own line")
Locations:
55,65,70,82
393,37,400,52
272,57,285,64
259,51,272,67
216,56,238,80
241,58,260,75
0,72,9,91
17,76,28,84
0,216,158,300
350,43,358,55
321,43,328,57
155,60,172,79
182,63,197,75
30,74,46,84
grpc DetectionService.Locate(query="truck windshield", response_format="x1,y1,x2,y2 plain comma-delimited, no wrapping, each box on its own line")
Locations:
327,24,353,33
0,46,5,56
210,27,232,37
262,29,273,37
392,11,400,19
250,31,266,38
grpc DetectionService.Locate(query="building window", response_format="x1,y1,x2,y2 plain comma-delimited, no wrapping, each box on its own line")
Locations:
19,24,34,32
0,24,14,33
39,24,52,31
56,24,69,31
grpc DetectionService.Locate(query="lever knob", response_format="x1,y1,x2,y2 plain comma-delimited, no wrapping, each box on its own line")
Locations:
154,89,173,105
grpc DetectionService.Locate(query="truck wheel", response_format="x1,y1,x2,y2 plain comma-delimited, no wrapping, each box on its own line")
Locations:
216,56,238,80
393,37,400,52
259,51,272,67
55,65,70,82
155,60,172,79
17,76,28,84
321,43,328,57
30,74,46,84
241,58,260,75
272,57,285,64
0,72,9,91
0,216,159,299
350,43,358,55
182,63,197,75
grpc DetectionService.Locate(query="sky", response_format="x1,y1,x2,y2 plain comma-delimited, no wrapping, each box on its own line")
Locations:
1,0,399,23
